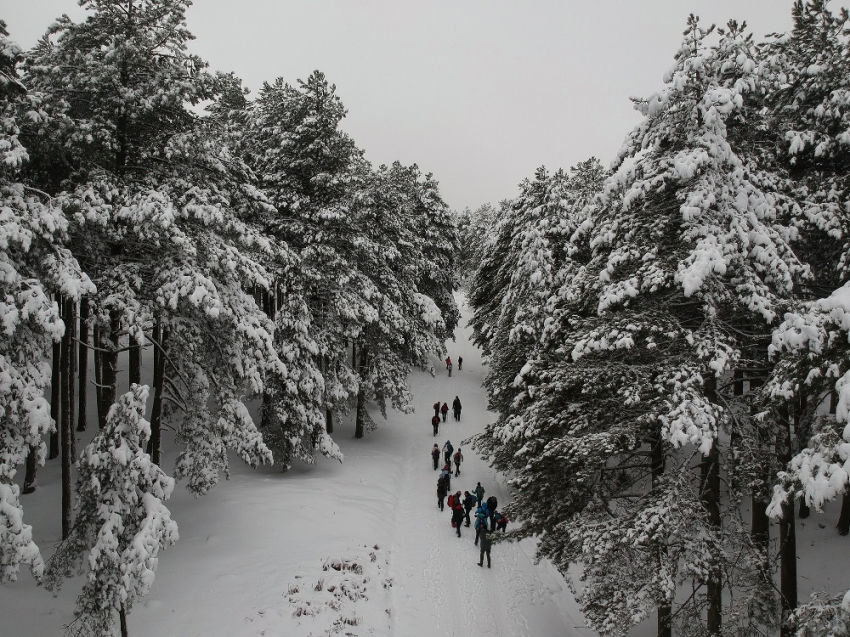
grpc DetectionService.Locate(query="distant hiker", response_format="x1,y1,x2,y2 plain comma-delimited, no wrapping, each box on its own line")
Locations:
437,475,448,511
474,482,485,505
495,512,508,532
458,356,463,370
452,396,462,421
443,440,453,466
445,356,452,370
431,444,440,470
487,496,498,531
448,362,452,377
453,447,463,476
451,493,465,537
463,490,476,526
441,402,449,422
474,503,489,546
433,401,440,418
432,415,440,436
478,528,492,568
440,465,452,491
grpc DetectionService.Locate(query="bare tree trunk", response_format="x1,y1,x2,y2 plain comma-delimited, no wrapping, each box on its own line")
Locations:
128,328,141,386
326,408,333,435
355,344,367,439
119,605,129,637
651,430,671,637
23,447,37,494
49,337,60,459
837,492,850,536
99,309,120,425
77,297,89,432
94,324,106,429
61,297,73,540
148,323,166,465
779,404,798,637
702,377,722,636
67,299,76,458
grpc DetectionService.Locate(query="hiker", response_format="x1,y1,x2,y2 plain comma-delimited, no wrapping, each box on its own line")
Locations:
432,414,440,436
437,474,448,511
448,362,452,377
458,356,463,370
478,527,492,568
451,492,465,537
433,401,440,418
440,465,452,491
474,482,485,505
452,396,462,421
453,447,463,476
487,496,498,531
463,490,476,527
445,356,452,370
440,402,449,422
474,502,489,546
443,440,453,466
495,512,509,532
431,444,440,470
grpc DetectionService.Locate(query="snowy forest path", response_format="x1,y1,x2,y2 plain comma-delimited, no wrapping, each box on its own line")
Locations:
383,294,591,636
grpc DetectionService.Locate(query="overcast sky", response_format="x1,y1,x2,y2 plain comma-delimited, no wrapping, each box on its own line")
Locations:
6,1,798,211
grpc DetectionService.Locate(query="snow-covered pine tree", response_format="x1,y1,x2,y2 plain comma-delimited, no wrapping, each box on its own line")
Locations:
0,20,93,583
472,17,805,637
43,385,177,637
22,0,283,494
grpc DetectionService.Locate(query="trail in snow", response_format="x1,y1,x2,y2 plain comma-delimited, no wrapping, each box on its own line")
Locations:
3,295,592,637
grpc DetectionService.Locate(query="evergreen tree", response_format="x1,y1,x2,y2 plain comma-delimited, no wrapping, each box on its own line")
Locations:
43,385,177,637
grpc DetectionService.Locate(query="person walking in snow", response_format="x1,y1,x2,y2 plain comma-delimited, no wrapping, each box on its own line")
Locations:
433,401,440,418
453,447,463,476
440,402,449,422
431,443,440,470
478,527,492,568
443,440,453,466
440,465,452,491
495,512,509,532
448,361,452,377
445,356,452,370
451,492,465,537
452,396,462,421
474,482,485,505
463,490,476,527
432,414,440,436
458,356,463,370
474,502,489,546
437,474,448,511
487,495,498,531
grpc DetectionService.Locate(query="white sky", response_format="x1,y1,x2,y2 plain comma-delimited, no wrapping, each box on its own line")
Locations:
5,1,797,211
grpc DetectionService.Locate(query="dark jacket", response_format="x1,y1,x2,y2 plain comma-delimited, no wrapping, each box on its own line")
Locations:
479,529,492,551
451,504,465,525
452,398,461,411
487,496,498,512
437,477,448,498
463,493,476,510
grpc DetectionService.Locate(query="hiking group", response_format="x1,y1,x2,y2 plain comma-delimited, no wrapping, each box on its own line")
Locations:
444,355,462,377
433,447,509,568
431,396,462,435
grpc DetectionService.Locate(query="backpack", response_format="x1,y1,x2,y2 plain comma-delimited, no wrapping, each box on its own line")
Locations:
453,451,460,463
446,442,453,455
447,494,455,508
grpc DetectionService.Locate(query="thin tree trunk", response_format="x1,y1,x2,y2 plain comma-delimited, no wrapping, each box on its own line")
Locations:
77,297,89,432
129,340,141,386
67,299,76,458
702,377,722,636
779,404,798,637
148,323,166,465
99,309,120,423
94,324,106,429
119,604,129,637
49,338,60,459
837,492,850,536
326,408,333,435
355,344,367,439
651,430,671,637
61,297,73,540
23,446,37,494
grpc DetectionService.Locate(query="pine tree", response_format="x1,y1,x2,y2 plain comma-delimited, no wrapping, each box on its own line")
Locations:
43,385,177,637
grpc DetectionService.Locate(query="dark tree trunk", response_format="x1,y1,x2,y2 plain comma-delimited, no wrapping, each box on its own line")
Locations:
148,323,166,465
748,376,771,561
67,299,76,458
77,297,89,432
701,377,722,636
778,404,798,637
354,345,367,439
60,297,73,540
326,408,333,435
129,340,141,386
93,324,106,429
99,309,120,425
49,338,61,459
120,604,129,637
23,446,38,494
837,491,850,536
651,430,671,637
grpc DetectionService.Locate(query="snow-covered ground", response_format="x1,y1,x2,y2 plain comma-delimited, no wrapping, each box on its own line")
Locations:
3,297,591,636
6,295,849,636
